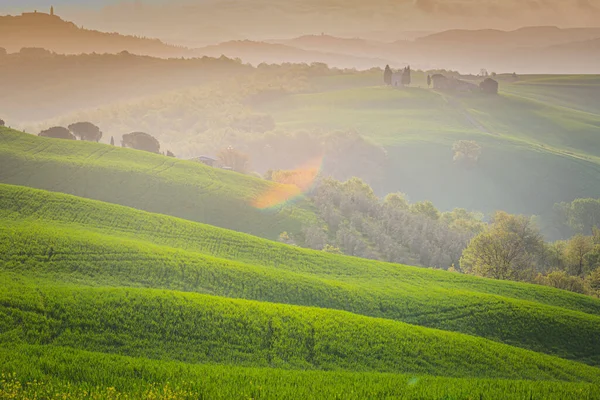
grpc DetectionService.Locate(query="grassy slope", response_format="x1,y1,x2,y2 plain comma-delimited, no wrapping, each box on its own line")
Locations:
3,346,599,400
2,184,600,367
0,127,317,240
256,74,600,215
2,275,600,383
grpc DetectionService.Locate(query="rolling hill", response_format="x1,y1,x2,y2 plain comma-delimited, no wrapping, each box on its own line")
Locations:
1,182,600,397
2,183,600,367
0,11,189,57
254,73,600,217
0,128,318,240
195,40,390,69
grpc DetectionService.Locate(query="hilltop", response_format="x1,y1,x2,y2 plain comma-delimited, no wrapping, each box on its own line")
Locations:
0,10,189,57
0,128,318,240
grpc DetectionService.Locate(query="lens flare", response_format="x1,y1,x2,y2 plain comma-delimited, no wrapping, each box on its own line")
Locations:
252,156,323,209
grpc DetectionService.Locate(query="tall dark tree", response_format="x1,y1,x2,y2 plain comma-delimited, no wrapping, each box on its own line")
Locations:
427,75,431,87
110,136,115,146
121,132,161,153
383,65,392,86
68,122,102,142
402,65,411,86
38,126,75,140
0,119,5,127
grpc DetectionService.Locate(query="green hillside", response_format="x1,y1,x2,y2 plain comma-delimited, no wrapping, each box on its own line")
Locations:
2,183,600,397
2,184,600,368
0,127,317,240
3,275,600,382
4,346,599,399
255,74,600,216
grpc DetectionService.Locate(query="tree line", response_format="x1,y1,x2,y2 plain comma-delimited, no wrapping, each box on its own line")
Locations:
271,173,600,298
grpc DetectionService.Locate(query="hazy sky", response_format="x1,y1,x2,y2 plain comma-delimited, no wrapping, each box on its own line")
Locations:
2,0,600,45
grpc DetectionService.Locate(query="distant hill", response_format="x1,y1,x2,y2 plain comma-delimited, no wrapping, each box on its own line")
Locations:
277,35,387,58
0,11,190,57
195,40,390,69
416,26,600,48
0,51,250,122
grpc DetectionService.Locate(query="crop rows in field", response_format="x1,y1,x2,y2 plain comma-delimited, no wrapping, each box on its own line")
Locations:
2,275,600,384
2,184,600,367
3,345,599,400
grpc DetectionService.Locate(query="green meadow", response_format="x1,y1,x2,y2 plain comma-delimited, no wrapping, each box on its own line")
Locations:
255,73,600,215
0,127,317,240
2,74,600,398
1,180,600,398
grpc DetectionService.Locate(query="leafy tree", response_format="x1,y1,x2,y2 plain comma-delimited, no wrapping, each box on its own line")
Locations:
121,132,161,153
278,231,296,246
453,140,482,167
384,193,410,211
556,198,600,235
383,65,392,85
461,211,543,281
565,235,594,276
536,270,585,294
217,146,250,173
0,119,5,127
38,126,75,140
68,122,102,142
166,150,176,158
587,267,600,295
322,244,343,254
410,201,440,220
301,224,328,250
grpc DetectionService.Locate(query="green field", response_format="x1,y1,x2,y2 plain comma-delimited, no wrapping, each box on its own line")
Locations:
0,127,317,240
2,88,600,398
1,182,600,398
255,73,600,216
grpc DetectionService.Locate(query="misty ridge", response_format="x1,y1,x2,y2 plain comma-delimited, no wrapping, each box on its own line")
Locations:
2,9,600,74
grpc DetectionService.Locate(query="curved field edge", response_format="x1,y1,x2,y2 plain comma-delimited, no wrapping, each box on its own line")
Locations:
1,278,600,383
2,222,600,367
2,346,600,400
1,183,598,317
2,184,600,365
0,128,318,240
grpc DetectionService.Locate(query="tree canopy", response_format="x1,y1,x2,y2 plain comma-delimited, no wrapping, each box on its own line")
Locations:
461,212,543,280
38,126,75,140
121,132,161,153
68,122,102,142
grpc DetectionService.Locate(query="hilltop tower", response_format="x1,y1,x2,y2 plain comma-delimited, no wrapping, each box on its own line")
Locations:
50,6,54,16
